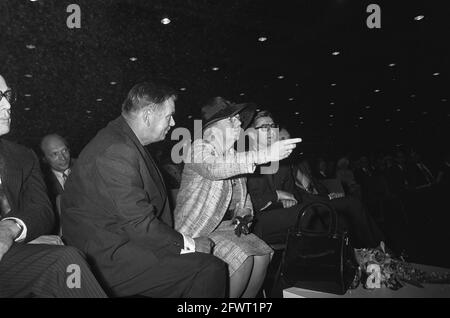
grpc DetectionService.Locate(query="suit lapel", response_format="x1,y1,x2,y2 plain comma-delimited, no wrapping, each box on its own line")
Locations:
0,140,22,213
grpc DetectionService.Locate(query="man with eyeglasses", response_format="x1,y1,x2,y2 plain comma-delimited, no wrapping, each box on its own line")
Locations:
0,74,106,297
40,134,74,232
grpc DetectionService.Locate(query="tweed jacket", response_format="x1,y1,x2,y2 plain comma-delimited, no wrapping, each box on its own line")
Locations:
174,138,256,238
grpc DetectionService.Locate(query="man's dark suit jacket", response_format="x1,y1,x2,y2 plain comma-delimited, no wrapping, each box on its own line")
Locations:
247,164,299,212
61,116,184,288
0,139,54,241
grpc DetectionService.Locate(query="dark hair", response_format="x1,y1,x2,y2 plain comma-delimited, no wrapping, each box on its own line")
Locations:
251,110,273,127
122,80,177,114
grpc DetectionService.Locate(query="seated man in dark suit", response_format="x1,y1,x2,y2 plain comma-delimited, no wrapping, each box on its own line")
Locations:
0,74,106,297
40,134,74,233
61,80,227,298
247,111,384,248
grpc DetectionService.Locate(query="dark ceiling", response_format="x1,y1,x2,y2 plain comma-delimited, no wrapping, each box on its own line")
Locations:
1,0,449,158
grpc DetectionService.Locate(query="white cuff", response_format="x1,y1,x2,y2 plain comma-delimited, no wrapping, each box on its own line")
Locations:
180,234,196,254
1,217,27,242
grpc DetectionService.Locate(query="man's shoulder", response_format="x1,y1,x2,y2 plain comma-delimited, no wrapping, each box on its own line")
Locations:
1,139,34,159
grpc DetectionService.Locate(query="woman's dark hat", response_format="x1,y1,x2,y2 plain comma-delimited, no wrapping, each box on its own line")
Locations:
201,96,256,130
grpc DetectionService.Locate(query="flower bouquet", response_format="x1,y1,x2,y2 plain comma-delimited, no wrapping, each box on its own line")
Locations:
352,242,450,290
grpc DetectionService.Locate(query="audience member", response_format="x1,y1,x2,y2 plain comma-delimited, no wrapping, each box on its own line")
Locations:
174,98,300,298
61,81,227,298
0,74,106,297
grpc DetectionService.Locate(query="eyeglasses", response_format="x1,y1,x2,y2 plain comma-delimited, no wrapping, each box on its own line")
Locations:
0,90,16,104
255,123,279,131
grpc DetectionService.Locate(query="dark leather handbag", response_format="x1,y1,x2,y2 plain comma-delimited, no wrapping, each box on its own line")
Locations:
279,201,357,295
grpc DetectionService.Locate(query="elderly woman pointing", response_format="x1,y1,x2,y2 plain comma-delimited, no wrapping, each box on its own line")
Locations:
174,97,300,298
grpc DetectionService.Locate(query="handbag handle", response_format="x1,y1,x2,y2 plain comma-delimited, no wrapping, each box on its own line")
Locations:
294,201,338,237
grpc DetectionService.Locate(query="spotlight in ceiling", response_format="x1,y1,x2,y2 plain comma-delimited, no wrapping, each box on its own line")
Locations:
288,97,294,101
330,102,335,105
179,87,186,91
331,83,336,86
396,108,401,112
256,108,261,112
24,74,33,78
410,94,416,98
389,63,396,67
365,106,371,109
96,98,103,102
332,51,340,56
385,118,391,122
129,57,138,62
329,114,334,118
374,89,381,93
295,112,300,115
433,72,440,76
161,17,171,25
240,93,245,96
414,15,425,21
258,36,267,42
295,83,300,87
441,98,448,102
329,123,333,126
211,67,220,71
24,107,31,111
422,111,428,115
359,116,364,120
26,44,36,49
188,115,193,119
24,94,31,97
110,81,117,85
86,110,92,114
277,75,284,79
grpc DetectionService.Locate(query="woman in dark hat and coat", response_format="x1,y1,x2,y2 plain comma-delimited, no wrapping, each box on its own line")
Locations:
174,97,300,298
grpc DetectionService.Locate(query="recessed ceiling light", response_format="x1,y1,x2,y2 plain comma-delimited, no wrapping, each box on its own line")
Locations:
26,44,36,49
441,98,448,102
300,121,304,124
277,75,284,79
86,110,92,114
240,93,245,96
329,123,333,126
422,111,428,115
24,94,31,97
433,72,440,76
359,116,364,120
110,81,117,85
96,98,103,102
258,36,267,42
129,57,138,62
295,112,300,115
179,87,186,91
188,115,193,119
329,114,334,118
385,118,391,122
414,15,424,21
396,108,401,112
288,97,294,101
295,83,300,87
332,51,340,56
410,94,416,98
365,106,371,109
330,102,335,105
24,74,33,78
161,18,171,25
374,89,380,93
24,107,31,111
331,83,336,86
211,67,220,71
256,108,261,112
389,63,396,67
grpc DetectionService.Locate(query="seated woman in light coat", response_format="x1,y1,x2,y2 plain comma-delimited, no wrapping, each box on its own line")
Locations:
174,97,300,298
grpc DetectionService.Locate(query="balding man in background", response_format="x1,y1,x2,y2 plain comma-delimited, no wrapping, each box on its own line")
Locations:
40,134,74,233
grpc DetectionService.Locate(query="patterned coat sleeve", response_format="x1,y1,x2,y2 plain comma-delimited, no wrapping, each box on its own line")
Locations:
185,140,257,181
